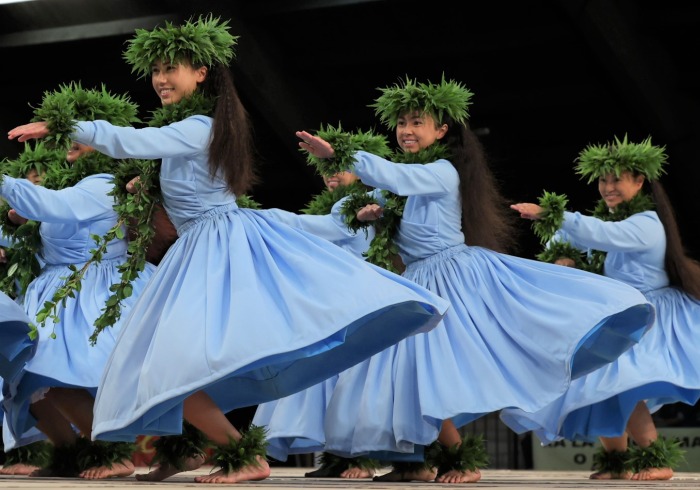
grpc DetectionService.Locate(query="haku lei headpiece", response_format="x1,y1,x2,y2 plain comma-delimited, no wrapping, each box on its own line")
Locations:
0,141,61,180
124,14,238,78
575,134,667,183
370,74,473,129
30,81,140,150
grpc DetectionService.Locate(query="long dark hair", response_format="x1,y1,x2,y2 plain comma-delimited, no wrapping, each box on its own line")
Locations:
440,116,518,254
199,62,258,196
648,179,700,299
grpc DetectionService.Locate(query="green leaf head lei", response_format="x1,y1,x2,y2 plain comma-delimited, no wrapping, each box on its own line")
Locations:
0,141,59,182
30,81,140,150
370,73,473,130
124,14,238,79
575,134,667,184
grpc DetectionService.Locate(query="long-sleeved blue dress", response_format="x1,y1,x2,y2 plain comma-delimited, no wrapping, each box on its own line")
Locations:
0,173,156,449
255,150,655,459
73,116,449,442
500,210,700,444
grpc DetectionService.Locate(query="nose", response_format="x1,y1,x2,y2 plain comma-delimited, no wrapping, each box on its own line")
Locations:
152,72,167,84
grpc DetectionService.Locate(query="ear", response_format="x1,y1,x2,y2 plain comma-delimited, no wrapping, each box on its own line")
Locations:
634,174,646,189
195,66,208,83
436,123,449,140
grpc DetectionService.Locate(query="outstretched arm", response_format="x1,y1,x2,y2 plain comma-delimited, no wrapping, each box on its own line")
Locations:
7,121,50,142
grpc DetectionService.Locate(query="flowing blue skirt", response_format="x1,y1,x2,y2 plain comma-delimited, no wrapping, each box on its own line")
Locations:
501,287,700,444
257,245,653,458
92,205,448,441
3,257,155,443
253,376,337,462
0,292,35,383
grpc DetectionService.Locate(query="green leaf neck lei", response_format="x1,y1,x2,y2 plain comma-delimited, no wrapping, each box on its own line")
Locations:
301,181,368,216
87,93,217,344
147,92,215,127
591,192,655,222
340,143,451,272
583,192,655,275
42,152,115,189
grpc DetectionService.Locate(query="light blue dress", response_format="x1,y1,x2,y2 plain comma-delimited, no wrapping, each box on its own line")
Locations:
500,210,700,444
274,151,655,459
0,243,45,452
0,174,156,448
252,199,375,461
0,291,35,385
76,116,449,442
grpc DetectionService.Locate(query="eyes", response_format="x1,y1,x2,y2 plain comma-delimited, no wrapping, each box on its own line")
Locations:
151,64,178,76
397,118,424,128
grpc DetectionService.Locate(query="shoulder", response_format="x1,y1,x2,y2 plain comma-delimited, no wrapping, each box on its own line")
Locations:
629,210,661,224
177,114,212,126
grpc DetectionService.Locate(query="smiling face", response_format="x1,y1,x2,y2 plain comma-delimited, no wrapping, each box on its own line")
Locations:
395,110,448,153
598,171,645,209
151,59,207,106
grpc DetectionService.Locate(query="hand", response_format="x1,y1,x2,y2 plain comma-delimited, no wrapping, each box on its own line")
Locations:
8,209,28,226
510,202,543,220
126,176,143,194
0,248,6,264
7,121,50,142
357,203,383,222
296,130,335,158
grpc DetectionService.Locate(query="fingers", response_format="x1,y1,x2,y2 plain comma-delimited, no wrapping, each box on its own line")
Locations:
126,176,142,194
7,122,47,142
357,204,383,221
8,128,27,142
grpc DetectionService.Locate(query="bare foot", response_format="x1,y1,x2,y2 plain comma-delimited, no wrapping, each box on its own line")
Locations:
135,454,206,481
589,470,632,480
0,463,41,475
194,455,270,484
631,467,673,480
436,468,482,484
373,467,437,482
79,459,135,479
340,466,375,478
